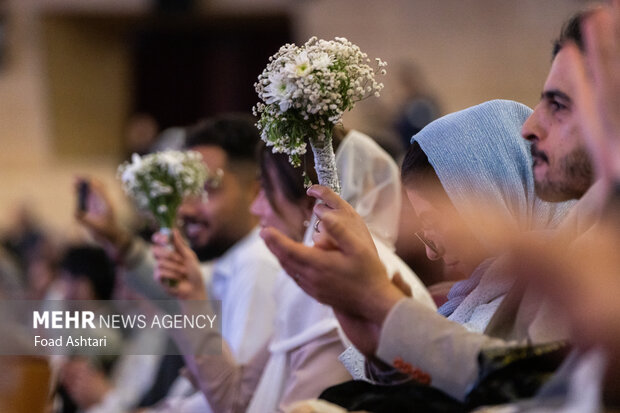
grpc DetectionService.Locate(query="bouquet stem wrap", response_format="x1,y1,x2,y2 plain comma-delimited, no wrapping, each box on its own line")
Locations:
159,227,173,250
118,150,208,288
157,227,177,287
310,135,340,194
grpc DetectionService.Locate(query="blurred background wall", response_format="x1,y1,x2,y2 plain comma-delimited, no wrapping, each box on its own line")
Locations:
0,0,594,237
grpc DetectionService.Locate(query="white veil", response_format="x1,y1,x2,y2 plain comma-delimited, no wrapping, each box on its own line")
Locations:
336,130,402,247
247,130,434,413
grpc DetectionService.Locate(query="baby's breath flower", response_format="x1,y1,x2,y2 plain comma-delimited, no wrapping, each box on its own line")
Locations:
118,150,208,229
254,37,386,192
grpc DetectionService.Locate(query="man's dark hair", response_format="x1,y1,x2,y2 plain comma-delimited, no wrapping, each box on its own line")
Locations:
60,245,116,300
184,113,259,165
401,141,441,188
552,10,593,58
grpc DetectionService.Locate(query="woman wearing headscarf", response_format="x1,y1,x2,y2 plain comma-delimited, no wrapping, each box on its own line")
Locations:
404,99,572,334
152,128,435,412
261,100,575,403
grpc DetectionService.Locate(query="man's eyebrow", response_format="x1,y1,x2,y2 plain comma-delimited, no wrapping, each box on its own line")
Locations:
541,89,571,103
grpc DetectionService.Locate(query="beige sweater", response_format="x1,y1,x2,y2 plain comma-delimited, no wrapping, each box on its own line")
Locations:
179,326,350,413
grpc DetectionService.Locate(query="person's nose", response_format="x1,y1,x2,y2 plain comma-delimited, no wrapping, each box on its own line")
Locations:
420,231,444,261
178,196,200,217
521,104,545,144
425,244,443,261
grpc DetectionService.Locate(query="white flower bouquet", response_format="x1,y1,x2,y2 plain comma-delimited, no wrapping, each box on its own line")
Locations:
253,37,386,193
118,150,208,234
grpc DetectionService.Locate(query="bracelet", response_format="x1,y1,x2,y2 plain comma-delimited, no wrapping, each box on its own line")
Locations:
392,357,432,386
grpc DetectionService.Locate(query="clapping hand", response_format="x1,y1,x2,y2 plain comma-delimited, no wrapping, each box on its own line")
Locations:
261,185,405,327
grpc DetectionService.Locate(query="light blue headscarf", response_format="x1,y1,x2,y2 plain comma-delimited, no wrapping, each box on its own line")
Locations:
412,99,574,252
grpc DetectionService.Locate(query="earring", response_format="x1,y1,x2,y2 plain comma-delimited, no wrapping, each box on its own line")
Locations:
303,220,310,228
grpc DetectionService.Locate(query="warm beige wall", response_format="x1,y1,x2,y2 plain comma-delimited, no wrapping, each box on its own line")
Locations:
43,15,130,158
0,0,594,236
0,0,133,238
292,0,592,131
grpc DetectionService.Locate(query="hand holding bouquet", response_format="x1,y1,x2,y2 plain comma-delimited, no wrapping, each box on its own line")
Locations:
118,150,208,236
254,37,386,193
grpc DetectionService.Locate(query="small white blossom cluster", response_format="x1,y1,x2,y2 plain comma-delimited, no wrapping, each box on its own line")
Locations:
253,37,387,168
118,150,208,229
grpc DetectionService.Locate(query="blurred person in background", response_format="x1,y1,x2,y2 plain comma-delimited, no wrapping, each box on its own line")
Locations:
54,244,121,413
123,113,160,161
1,204,46,273
56,243,183,413
0,243,25,299
58,245,116,302
0,204,60,300
392,61,441,152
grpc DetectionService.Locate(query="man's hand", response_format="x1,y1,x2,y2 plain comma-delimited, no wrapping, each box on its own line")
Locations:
152,229,207,300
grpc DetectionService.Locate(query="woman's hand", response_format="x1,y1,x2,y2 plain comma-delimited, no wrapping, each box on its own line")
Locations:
152,229,207,300
261,185,405,326
334,272,413,357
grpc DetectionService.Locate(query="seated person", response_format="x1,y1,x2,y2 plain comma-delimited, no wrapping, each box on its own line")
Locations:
55,245,122,413
499,4,620,410
76,116,283,412
260,100,574,402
